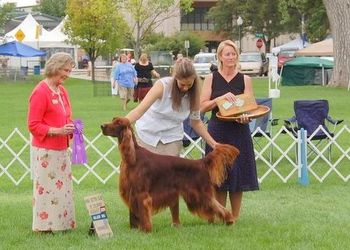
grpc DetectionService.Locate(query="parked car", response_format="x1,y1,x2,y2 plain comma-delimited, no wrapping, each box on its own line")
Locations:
150,51,174,77
239,52,269,76
277,49,297,71
193,52,217,78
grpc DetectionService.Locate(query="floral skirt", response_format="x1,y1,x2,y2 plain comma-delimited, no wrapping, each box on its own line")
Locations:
31,146,76,231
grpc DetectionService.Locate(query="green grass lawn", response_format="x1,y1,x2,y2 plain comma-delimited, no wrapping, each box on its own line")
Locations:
0,76,350,249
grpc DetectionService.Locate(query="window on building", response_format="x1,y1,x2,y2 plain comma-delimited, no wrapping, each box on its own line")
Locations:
180,7,213,31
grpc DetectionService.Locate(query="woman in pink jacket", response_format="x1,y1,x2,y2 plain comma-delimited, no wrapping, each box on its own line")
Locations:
27,52,76,233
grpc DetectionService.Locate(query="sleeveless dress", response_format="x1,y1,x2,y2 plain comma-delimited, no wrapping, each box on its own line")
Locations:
205,71,259,192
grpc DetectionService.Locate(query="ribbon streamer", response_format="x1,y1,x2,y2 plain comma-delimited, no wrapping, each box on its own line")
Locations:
71,119,88,164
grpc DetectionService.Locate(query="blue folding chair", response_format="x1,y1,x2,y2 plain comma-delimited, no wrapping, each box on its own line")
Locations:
183,113,207,147
249,98,278,163
284,100,343,160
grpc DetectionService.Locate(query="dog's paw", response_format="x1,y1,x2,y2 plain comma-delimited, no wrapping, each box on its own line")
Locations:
226,220,235,226
225,213,235,225
171,222,181,228
207,218,215,224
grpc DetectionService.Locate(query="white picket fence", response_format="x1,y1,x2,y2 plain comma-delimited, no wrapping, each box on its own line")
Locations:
1,125,349,186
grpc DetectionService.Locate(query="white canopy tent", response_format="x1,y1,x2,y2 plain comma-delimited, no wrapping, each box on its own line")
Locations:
271,37,309,55
4,14,78,68
39,17,78,64
4,13,50,68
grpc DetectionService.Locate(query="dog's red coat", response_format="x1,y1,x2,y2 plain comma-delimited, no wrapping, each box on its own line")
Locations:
101,117,240,232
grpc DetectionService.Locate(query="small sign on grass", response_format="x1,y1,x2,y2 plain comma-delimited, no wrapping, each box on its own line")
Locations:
84,193,113,239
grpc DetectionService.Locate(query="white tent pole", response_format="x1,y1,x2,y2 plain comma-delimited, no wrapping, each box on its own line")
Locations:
322,66,325,86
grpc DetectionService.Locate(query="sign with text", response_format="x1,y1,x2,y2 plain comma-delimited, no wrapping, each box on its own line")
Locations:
84,194,113,239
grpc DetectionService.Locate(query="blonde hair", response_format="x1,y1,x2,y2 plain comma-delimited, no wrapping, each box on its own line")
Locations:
217,40,240,71
139,53,148,64
45,52,75,77
171,57,199,111
119,54,127,61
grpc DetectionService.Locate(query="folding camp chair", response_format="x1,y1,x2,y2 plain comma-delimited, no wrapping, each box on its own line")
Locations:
182,114,207,158
284,100,343,160
249,98,278,163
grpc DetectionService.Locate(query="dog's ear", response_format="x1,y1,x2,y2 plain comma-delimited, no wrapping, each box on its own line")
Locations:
112,117,123,125
124,117,131,126
117,117,131,127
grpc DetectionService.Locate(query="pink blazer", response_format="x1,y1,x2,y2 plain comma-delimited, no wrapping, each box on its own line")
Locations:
28,80,73,150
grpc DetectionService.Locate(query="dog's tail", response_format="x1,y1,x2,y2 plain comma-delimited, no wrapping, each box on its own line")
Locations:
203,144,240,186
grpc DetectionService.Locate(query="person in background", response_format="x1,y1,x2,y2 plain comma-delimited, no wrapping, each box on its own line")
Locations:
176,53,184,61
87,60,92,76
27,52,76,233
110,56,119,96
200,40,259,223
127,51,132,62
125,58,218,225
113,54,137,110
134,53,160,103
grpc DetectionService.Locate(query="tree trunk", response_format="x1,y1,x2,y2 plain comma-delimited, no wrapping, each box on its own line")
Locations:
135,20,141,61
91,59,95,82
323,0,350,88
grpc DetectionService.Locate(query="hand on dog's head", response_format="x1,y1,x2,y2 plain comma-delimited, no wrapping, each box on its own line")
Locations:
101,117,130,138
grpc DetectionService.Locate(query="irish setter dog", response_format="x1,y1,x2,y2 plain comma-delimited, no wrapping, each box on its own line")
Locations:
101,117,239,233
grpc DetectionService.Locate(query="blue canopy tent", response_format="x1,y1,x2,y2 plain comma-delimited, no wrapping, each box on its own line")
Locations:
0,41,46,80
0,41,46,57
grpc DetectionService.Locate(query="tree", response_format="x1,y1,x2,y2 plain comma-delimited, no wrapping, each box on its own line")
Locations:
0,3,14,32
279,0,329,42
65,0,128,81
144,31,205,57
208,0,294,53
243,0,295,52
121,0,193,60
33,0,67,18
323,0,350,87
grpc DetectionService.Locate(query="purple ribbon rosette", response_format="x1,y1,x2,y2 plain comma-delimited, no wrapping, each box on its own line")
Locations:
71,119,88,164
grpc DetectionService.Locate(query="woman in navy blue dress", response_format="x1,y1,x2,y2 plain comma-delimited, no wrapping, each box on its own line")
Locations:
200,40,259,223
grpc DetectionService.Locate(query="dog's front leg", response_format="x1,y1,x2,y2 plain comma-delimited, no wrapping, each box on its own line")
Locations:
130,192,153,232
170,196,180,227
129,210,139,229
210,197,234,225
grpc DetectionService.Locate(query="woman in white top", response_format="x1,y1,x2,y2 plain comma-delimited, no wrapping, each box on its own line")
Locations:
125,57,217,156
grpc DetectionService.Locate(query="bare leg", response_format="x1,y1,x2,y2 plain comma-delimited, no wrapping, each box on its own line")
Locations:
229,192,243,222
123,99,127,111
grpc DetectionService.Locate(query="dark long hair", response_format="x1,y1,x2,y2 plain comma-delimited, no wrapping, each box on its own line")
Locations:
171,58,200,111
